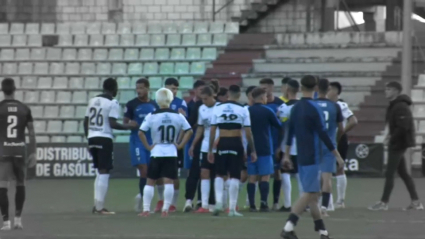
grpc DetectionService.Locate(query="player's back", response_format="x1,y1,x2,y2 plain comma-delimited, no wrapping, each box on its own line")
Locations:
86,94,120,139
266,97,284,150
212,101,248,130
315,98,341,146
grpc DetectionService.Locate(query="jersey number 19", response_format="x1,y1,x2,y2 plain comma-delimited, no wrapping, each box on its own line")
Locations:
7,115,18,138
159,125,175,143
220,114,237,121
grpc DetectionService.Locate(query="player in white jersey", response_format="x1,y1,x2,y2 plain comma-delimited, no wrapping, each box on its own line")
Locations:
277,79,303,212
208,85,257,217
138,88,193,217
328,82,358,209
187,86,220,213
84,78,137,215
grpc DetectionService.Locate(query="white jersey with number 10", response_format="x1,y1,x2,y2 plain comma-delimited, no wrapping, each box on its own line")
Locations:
85,94,121,139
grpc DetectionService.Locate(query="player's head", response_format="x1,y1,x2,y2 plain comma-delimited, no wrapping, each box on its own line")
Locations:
300,75,317,93
251,87,267,104
209,79,220,96
259,78,274,98
200,86,216,107
286,79,299,98
245,85,256,105
155,88,174,108
1,78,16,96
385,81,402,101
281,77,291,97
193,80,206,98
103,78,118,97
328,81,342,101
164,77,179,97
136,78,150,99
317,78,330,96
217,87,228,102
228,85,241,101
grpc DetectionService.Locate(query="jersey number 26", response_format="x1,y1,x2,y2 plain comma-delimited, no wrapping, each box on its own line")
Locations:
89,107,104,126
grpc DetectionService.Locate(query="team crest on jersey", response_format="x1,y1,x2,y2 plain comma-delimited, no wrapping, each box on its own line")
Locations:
171,104,176,110
224,105,233,113
94,99,101,106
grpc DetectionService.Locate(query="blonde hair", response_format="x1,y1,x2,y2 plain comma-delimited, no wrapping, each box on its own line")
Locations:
155,88,174,108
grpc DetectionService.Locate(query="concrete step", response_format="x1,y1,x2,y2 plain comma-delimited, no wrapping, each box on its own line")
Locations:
255,57,395,64
253,62,391,72
242,77,381,87
264,47,400,59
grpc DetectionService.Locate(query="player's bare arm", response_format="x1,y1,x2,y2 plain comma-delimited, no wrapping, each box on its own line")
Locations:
176,129,193,150
26,122,37,168
177,129,184,144
189,125,204,157
109,117,137,130
244,127,257,162
344,115,358,134
138,130,155,151
282,145,293,169
123,116,139,130
207,125,217,163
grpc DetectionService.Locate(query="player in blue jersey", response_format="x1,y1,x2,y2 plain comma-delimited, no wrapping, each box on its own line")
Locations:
259,78,284,210
315,79,344,217
123,78,157,213
247,87,281,212
280,75,344,239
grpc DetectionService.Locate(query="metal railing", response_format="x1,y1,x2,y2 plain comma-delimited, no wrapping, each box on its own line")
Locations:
336,0,361,32
212,0,235,21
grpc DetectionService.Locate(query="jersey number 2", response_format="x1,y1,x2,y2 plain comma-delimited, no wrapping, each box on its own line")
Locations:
89,108,104,126
158,125,175,143
7,115,18,138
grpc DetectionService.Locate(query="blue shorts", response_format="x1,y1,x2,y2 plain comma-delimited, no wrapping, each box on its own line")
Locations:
130,138,151,166
320,152,336,173
247,155,273,176
298,164,321,193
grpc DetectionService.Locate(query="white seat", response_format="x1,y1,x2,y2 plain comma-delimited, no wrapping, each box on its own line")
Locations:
34,121,47,133
69,77,84,88
22,76,38,88
411,89,423,101
49,63,65,75
56,23,71,35
81,63,96,75
0,23,8,34
108,49,123,60
30,48,46,60
24,91,40,103
140,49,154,60
102,22,116,34
67,136,82,143
150,35,165,46
135,35,150,46
124,49,139,60
416,135,424,144
72,91,87,103
51,136,66,143
15,49,30,60
26,23,40,34
28,35,42,47
41,23,55,34
120,34,134,46
163,23,178,34
19,63,33,74
132,23,147,34
52,77,68,88
56,91,72,103
96,63,111,75
0,35,11,46
36,136,50,142
112,63,127,75
225,22,239,33
86,22,101,34
89,34,104,46
117,23,132,34
127,63,143,75
71,22,86,34
179,22,193,33
78,49,93,60
44,106,59,118
62,49,77,60
39,91,55,103
418,74,425,86
65,63,80,75
414,105,425,117
37,77,52,88
74,35,88,46
58,35,73,46
209,22,224,33
117,77,131,89
419,121,425,132
30,106,43,118
10,23,24,34
148,24,162,34
47,121,62,132
194,22,208,33
3,63,17,75
0,49,14,60
63,121,79,133
75,106,87,118
46,48,62,60
34,63,48,75
93,49,108,60
105,35,119,46
12,35,27,46
84,77,100,88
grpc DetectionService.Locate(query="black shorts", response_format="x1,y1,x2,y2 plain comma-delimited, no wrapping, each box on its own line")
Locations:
147,157,178,180
338,134,349,159
88,137,114,170
177,149,184,168
215,137,244,179
0,156,26,185
200,152,214,170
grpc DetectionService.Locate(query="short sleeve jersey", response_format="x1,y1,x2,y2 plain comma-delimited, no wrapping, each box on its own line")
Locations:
210,101,250,130
85,94,120,139
337,101,354,128
140,109,191,157
315,98,343,148
241,105,249,150
170,97,188,116
197,102,219,153
277,100,298,156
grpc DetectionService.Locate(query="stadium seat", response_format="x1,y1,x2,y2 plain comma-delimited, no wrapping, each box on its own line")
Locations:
37,77,52,88
88,91,102,99
14,91,24,101
53,77,68,88
412,89,423,101
148,24,162,34
84,77,100,89
198,34,212,45
46,48,61,60
414,105,425,117
112,63,127,75
418,75,425,86
213,34,228,45
159,63,174,74
24,91,40,103
72,91,87,103
175,62,189,74
28,35,42,47
15,49,30,60
75,106,86,118
71,22,85,34
78,121,85,133
155,49,169,60
96,63,111,75
65,63,80,74
120,34,134,46
163,23,178,34
105,35,119,46
31,48,46,60
81,62,96,75
170,48,185,60
62,49,77,60
191,62,206,74
12,35,27,46
115,135,128,142
225,22,239,33
67,136,82,143
40,91,55,103
130,77,139,86
34,63,48,75
69,77,84,88
19,63,34,74
3,63,17,75
89,34,104,46
166,34,181,46
10,23,24,34
41,23,55,34
63,121,78,133
51,136,66,143
176,90,182,99
57,91,72,103
87,22,101,34
143,63,158,74
30,106,43,118
133,23,147,34
22,76,38,88
149,77,163,89
117,77,131,89
194,22,208,33
119,90,135,103
102,22,116,34
0,23,8,34
202,48,217,59
0,35,11,46
209,22,224,33
180,22,193,33
78,49,93,60
128,63,143,75
58,35,73,46
108,49,123,60
47,121,62,132
140,49,154,60
1,49,14,61
182,34,196,46
50,63,65,75
74,35,89,46
418,120,425,132
136,35,150,46
117,23,132,34
93,49,108,60
179,77,194,89
186,48,201,59
124,49,139,60
34,121,46,133
56,23,71,35
151,35,165,46
36,136,50,142
44,106,59,118
150,90,156,100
